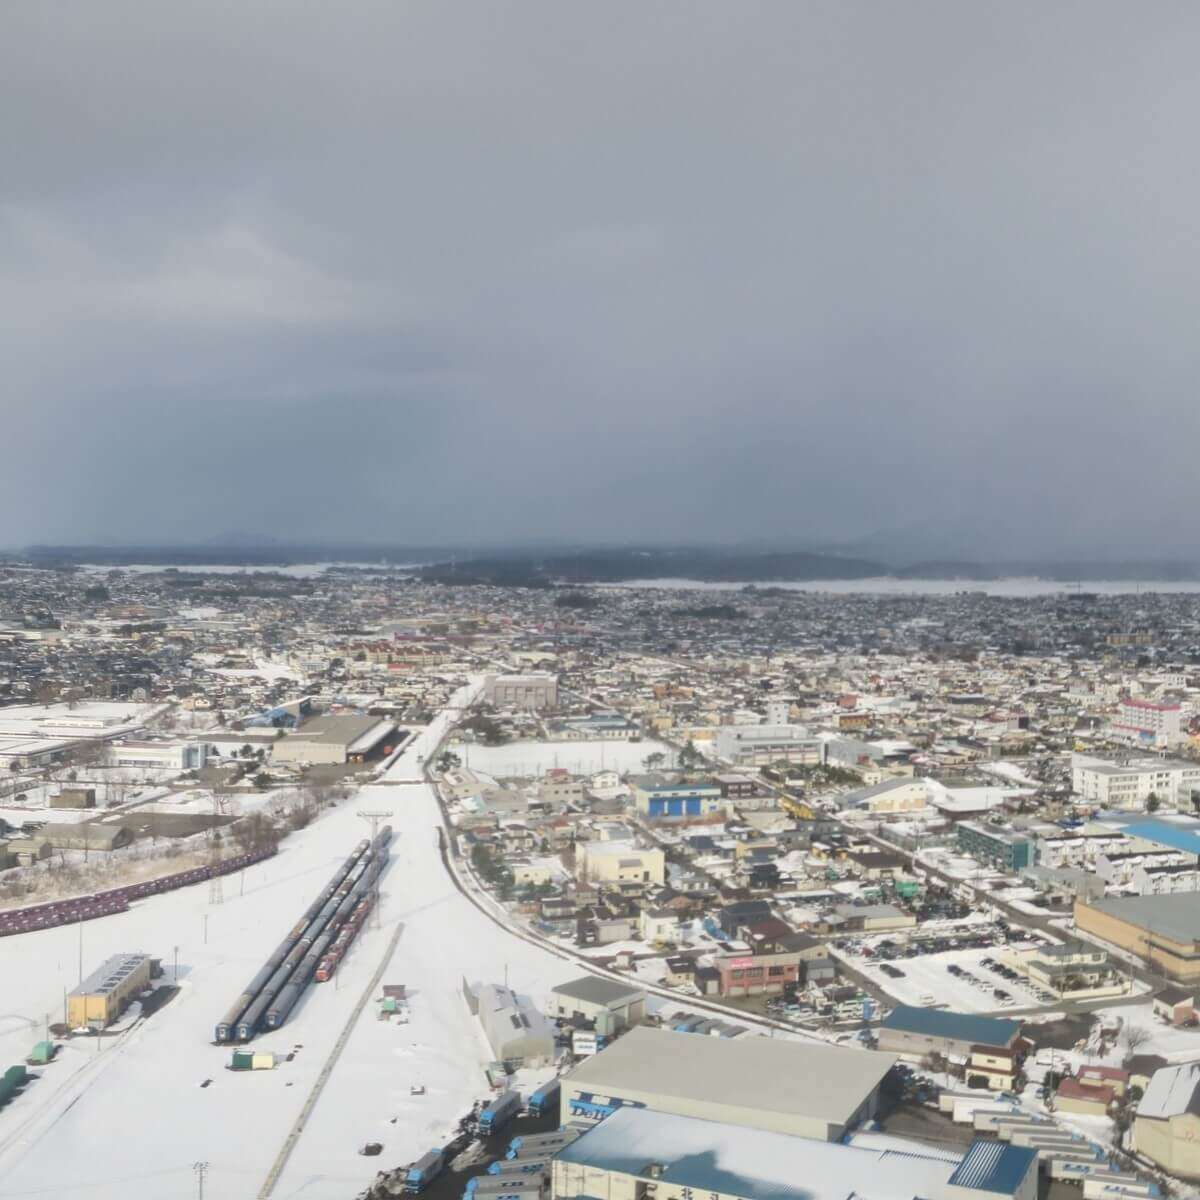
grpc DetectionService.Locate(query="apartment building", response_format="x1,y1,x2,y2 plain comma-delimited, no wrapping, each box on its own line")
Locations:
1072,753,1200,809
1111,699,1185,748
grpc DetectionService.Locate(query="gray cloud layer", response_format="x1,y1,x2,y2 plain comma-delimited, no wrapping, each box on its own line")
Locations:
4,2,1200,556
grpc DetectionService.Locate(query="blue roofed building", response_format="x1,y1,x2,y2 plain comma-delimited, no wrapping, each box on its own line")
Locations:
552,1106,1037,1200
878,1005,1023,1062
945,1141,1039,1200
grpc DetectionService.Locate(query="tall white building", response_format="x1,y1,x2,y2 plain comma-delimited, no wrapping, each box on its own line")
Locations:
713,724,826,767
1072,753,1200,810
1112,698,1185,748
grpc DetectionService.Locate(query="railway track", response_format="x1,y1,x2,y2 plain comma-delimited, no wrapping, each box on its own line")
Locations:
258,917,407,1199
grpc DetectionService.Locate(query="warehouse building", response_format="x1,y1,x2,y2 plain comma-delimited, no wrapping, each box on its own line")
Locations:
630,777,724,818
1132,1062,1200,1179
553,1106,1038,1200
560,1025,896,1140
462,980,555,1068
1075,893,1200,981
877,1007,1023,1063
41,823,134,853
68,953,155,1030
271,715,396,766
547,976,646,1033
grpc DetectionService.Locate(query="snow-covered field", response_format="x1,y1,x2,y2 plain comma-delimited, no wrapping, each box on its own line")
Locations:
458,737,675,779
0,682,586,1200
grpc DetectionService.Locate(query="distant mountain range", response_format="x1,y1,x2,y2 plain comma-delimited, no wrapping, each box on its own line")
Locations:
16,542,1200,583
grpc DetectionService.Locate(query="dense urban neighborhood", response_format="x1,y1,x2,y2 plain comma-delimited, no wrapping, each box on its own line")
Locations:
3,563,1200,1198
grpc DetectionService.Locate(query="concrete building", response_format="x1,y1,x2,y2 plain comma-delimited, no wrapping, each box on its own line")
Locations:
713,723,826,767
1111,698,1184,748
1071,753,1200,809
553,1107,1038,1200
956,822,1035,872
547,976,646,1032
271,715,395,766
1075,894,1200,981
462,980,555,1068
483,673,558,710
108,739,209,771
560,1025,896,1141
1132,1062,1200,1179
576,840,665,887
68,953,154,1029
877,1007,1022,1063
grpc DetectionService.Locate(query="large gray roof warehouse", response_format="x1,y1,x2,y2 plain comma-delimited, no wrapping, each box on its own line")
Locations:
560,1025,895,1140
271,715,395,766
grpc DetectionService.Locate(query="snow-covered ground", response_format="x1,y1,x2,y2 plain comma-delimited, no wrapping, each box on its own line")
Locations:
839,943,1063,1014
0,682,587,1200
457,737,674,779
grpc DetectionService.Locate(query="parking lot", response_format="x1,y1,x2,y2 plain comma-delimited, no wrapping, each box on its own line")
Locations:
832,924,1063,1014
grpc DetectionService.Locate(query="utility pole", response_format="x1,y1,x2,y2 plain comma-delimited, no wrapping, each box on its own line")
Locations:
193,1160,208,1200
174,945,179,983
203,913,209,945
358,808,393,843
77,916,83,986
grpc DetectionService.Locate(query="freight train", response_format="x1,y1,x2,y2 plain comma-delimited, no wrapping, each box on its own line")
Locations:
214,827,392,1043
0,847,277,939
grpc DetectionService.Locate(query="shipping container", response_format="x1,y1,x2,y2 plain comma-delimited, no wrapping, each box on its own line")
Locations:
405,1148,447,1191
526,1079,560,1118
478,1090,522,1136
28,1041,55,1065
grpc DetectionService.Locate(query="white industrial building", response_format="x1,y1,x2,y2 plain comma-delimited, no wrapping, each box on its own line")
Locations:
108,740,210,771
1072,754,1200,809
462,980,556,1068
560,1026,895,1140
713,723,826,767
554,1107,1038,1200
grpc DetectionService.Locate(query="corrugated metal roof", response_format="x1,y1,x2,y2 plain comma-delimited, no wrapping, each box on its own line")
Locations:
881,1005,1021,1047
949,1140,1037,1194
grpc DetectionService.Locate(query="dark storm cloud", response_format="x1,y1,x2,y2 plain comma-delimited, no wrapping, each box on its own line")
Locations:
4,1,1200,555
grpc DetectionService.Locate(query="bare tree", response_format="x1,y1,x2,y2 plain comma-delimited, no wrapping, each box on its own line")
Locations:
1121,1023,1152,1062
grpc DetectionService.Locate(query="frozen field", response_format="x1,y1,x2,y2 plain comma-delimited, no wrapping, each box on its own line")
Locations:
0,683,585,1200
458,737,674,779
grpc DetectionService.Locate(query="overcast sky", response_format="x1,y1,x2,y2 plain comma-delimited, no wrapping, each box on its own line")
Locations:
4,2,1200,558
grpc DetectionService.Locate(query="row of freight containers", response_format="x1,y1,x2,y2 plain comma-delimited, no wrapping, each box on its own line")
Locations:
0,1065,29,1109
215,829,391,1043
504,1129,580,1160
0,846,277,938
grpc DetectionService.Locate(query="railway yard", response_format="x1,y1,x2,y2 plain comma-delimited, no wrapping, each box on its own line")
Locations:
0,684,582,1200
